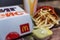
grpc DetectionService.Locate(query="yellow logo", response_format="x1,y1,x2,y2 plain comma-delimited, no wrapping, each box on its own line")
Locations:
20,23,30,33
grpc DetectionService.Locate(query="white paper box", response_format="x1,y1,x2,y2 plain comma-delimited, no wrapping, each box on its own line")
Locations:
0,6,33,40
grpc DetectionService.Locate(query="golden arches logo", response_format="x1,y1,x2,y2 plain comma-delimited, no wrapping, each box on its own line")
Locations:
20,23,30,33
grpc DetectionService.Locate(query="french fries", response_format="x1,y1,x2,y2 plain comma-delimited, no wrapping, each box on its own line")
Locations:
32,6,59,28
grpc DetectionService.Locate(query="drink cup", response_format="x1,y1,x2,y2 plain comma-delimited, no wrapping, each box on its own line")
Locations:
23,0,38,16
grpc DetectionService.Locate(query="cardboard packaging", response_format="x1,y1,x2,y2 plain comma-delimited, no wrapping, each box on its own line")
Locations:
0,6,33,40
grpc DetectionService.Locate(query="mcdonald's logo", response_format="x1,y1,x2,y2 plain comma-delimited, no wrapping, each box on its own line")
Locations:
20,23,30,34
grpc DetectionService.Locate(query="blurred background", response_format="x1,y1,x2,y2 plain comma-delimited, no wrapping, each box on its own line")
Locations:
0,0,59,7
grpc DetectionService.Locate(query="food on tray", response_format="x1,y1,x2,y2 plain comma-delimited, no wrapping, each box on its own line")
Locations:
32,6,60,39
32,6,59,28
32,27,53,39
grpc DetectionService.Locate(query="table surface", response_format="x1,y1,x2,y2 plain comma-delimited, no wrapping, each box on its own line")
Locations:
38,1,60,8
